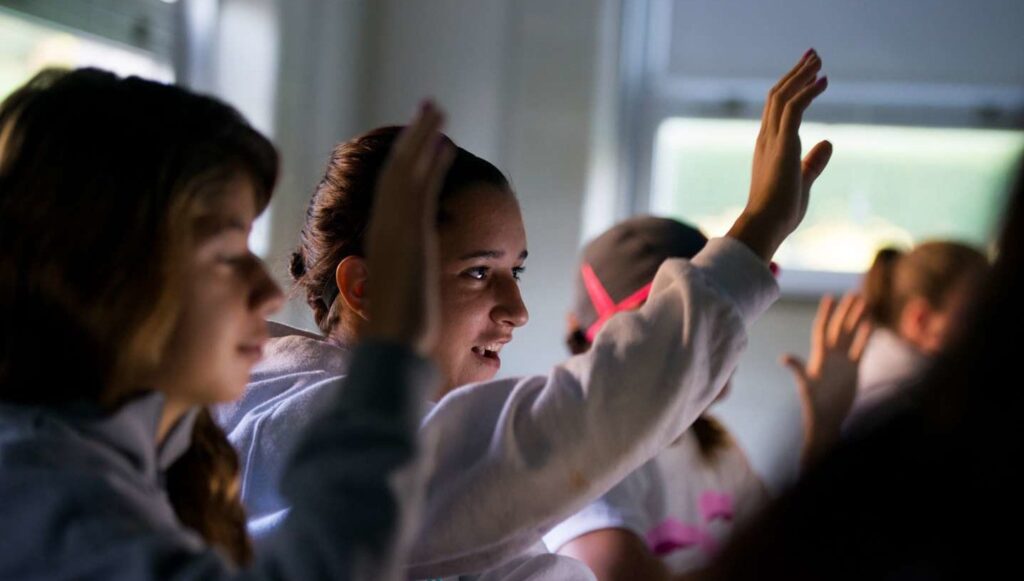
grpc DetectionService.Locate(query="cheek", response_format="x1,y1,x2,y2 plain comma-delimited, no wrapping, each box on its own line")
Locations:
437,284,496,342
432,286,499,382
438,280,472,332
921,313,955,353
434,296,473,366
163,277,251,403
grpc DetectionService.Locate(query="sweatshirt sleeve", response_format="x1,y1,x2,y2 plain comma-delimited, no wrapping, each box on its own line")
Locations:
39,340,438,581
260,340,438,581
405,237,778,578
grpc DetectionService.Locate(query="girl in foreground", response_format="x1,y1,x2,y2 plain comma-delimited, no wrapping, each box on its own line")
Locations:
0,68,450,580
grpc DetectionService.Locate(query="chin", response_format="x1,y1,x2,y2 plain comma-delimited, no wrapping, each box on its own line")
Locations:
463,369,500,387
206,376,248,404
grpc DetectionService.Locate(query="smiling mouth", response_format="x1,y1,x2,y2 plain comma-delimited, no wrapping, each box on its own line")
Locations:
471,342,505,362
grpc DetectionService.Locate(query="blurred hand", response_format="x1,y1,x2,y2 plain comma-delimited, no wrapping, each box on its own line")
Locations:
363,101,455,355
781,293,872,468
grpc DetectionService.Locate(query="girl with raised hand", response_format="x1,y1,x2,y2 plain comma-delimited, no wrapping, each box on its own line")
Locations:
851,242,988,420
220,50,834,580
0,69,450,580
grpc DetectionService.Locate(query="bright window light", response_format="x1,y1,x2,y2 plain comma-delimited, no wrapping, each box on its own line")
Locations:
651,118,1024,273
0,9,173,100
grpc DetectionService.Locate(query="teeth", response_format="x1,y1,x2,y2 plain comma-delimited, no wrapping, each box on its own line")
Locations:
473,343,504,355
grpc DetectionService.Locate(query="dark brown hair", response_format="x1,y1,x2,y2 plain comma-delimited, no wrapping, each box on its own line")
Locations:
0,68,276,565
290,125,511,334
166,408,253,565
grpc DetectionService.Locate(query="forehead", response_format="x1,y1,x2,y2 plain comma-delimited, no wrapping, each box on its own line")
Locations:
192,173,257,238
438,185,526,256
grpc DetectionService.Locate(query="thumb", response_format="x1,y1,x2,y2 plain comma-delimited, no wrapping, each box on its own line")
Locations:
780,354,809,387
801,140,833,192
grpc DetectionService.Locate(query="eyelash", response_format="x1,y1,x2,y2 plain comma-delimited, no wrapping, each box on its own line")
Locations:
463,266,526,282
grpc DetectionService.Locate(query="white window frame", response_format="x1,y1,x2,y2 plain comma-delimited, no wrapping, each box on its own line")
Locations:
612,0,1023,296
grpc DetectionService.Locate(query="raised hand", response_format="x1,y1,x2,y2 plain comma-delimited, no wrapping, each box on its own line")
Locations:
728,50,833,262
363,101,455,354
782,293,872,467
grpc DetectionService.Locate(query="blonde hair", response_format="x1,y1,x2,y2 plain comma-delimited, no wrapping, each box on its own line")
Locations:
863,242,989,329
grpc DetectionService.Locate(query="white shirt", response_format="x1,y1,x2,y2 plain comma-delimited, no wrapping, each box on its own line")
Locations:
218,237,779,579
544,424,767,574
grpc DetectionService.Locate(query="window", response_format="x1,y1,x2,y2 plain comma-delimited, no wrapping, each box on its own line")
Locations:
651,119,1023,275
0,8,173,100
615,0,1024,294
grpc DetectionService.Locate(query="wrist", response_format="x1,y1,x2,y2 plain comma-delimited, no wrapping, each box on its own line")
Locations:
726,211,784,263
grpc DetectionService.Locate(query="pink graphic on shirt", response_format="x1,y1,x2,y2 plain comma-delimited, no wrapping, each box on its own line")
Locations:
646,491,734,557
646,519,717,556
698,491,734,523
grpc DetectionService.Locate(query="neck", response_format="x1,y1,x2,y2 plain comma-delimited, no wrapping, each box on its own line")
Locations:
332,322,450,402
434,380,457,402
328,313,365,347
157,396,192,444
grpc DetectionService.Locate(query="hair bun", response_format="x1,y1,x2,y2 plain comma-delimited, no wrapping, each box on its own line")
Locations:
288,250,306,281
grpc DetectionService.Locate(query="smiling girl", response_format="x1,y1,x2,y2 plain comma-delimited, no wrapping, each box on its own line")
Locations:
220,52,835,580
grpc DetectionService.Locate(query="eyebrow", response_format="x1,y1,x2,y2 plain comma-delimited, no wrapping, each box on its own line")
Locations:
458,249,529,261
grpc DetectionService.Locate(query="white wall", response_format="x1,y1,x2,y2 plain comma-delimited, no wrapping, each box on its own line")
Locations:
496,0,608,378
716,299,819,489
266,0,372,331
362,0,511,163
262,0,611,382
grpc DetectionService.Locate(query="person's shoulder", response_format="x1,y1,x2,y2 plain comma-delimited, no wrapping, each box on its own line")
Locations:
0,429,197,562
267,320,322,340
217,329,352,434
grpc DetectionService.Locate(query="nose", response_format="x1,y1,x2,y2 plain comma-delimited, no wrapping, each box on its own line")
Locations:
491,275,529,328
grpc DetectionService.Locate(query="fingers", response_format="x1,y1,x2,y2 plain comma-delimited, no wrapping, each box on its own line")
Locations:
781,354,810,389
842,295,867,334
775,53,822,108
766,49,817,109
362,101,450,354
764,50,823,135
812,294,836,350
780,75,828,136
420,142,456,224
801,140,833,193
391,101,445,167
833,293,868,352
379,100,450,218
827,293,858,346
850,319,873,361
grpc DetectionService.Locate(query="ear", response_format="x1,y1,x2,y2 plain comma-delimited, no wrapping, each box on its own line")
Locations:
335,256,370,321
898,296,934,352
